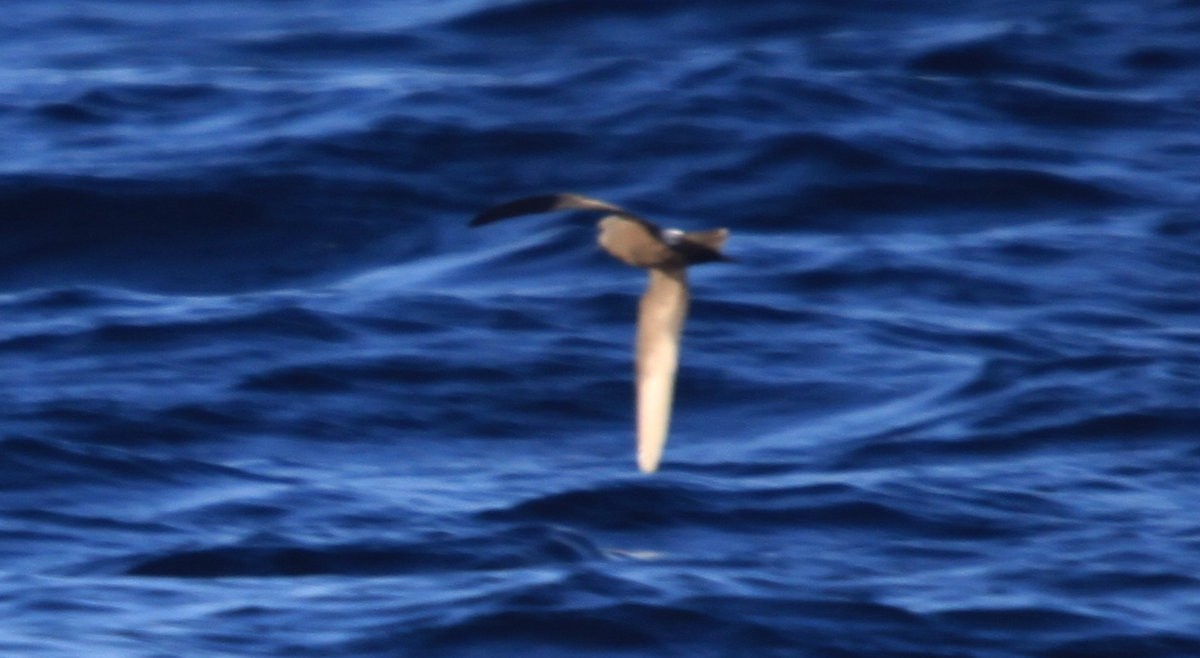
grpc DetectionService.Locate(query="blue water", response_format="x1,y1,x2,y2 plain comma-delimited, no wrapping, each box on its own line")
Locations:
3,1,1200,656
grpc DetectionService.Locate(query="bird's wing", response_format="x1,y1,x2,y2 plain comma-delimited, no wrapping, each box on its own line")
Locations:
470,193,645,227
635,267,689,473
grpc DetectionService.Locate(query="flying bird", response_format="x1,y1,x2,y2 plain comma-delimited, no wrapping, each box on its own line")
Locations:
469,193,732,473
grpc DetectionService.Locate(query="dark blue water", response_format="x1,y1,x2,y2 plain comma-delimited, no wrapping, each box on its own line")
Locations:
3,1,1200,656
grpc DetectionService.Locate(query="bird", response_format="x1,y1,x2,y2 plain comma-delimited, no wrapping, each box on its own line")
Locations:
469,193,732,473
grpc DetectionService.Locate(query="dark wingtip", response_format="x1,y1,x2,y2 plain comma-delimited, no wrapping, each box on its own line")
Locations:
469,193,633,227
469,194,566,227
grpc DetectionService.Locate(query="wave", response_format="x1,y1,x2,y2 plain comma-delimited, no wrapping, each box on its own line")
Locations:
3,1,1200,656
125,524,602,578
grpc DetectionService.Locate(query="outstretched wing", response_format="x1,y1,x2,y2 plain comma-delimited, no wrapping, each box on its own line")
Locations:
470,193,646,227
635,268,689,473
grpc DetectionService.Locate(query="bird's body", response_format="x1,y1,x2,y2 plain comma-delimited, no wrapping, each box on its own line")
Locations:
470,193,731,473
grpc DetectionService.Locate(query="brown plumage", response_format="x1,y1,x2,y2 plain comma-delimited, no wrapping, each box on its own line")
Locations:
469,193,732,473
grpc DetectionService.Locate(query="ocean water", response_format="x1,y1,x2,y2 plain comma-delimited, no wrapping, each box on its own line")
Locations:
3,1,1200,656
